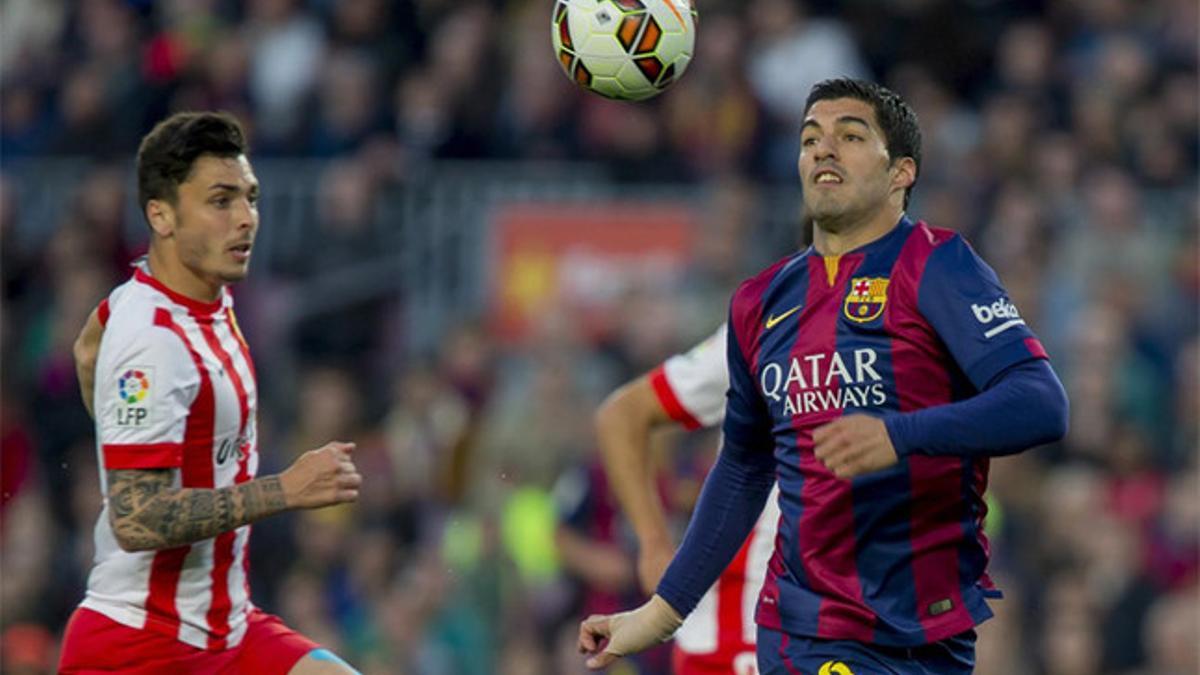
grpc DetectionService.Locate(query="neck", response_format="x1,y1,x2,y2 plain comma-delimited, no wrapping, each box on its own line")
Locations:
147,244,222,303
812,203,905,257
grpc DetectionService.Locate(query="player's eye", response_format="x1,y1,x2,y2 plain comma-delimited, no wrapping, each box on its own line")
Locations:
844,133,863,142
212,196,230,208
801,137,818,147
248,193,260,206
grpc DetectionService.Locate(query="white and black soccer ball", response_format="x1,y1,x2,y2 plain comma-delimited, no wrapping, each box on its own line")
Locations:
551,0,697,101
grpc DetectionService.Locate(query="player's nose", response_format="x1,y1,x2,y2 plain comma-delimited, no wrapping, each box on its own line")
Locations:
812,135,838,160
235,199,257,231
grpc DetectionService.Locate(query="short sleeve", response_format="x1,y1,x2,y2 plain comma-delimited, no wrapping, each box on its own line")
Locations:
95,323,198,469
650,324,730,429
918,237,1049,390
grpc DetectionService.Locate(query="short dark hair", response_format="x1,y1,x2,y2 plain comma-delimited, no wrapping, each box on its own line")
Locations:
804,78,922,208
136,111,247,218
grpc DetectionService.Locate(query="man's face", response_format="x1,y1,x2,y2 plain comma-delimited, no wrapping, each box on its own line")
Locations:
168,154,260,285
798,97,905,228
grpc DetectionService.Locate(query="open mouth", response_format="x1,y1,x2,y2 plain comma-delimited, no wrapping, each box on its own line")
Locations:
814,170,843,185
229,243,252,261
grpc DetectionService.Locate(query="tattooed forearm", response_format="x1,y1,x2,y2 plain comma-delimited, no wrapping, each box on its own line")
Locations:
107,470,290,552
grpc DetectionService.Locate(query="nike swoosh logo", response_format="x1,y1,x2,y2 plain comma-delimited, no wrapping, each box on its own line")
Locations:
765,305,801,329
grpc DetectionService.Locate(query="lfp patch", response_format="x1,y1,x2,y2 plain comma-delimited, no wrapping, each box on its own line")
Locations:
116,367,153,426
118,369,150,403
844,277,889,323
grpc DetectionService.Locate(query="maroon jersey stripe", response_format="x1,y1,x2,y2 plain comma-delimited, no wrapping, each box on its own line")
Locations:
887,225,974,640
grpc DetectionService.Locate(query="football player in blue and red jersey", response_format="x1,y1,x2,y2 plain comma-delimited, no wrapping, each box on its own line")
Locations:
579,78,1068,674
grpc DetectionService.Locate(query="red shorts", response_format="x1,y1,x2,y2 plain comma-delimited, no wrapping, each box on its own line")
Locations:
672,643,759,675
58,607,319,674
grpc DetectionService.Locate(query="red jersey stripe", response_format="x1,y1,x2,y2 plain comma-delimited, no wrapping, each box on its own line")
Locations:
1024,337,1048,360
102,443,183,469
135,268,222,316
98,298,110,327
649,365,703,430
193,313,251,649
145,308,217,641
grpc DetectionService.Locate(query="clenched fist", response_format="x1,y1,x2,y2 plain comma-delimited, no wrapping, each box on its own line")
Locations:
813,415,898,479
279,442,362,509
579,594,683,670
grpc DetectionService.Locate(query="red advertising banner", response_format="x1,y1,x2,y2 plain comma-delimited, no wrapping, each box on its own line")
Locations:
490,202,697,343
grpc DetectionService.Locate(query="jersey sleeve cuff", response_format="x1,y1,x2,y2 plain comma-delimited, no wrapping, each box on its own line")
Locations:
649,365,703,430
965,337,1048,390
884,415,915,458
102,443,184,469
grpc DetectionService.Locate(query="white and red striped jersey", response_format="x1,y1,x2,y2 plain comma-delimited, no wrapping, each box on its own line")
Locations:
648,324,781,655
83,264,259,651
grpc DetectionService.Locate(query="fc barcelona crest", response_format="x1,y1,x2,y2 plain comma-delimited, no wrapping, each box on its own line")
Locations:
844,277,889,323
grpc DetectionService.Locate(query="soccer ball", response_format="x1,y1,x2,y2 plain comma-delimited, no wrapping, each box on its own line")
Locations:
551,0,696,101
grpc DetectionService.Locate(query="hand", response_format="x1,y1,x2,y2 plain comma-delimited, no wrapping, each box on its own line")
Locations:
813,415,898,479
636,542,675,595
280,442,361,509
578,595,683,670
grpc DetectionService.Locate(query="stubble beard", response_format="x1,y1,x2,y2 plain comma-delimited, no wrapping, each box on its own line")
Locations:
806,191,859,234
217,258,250,284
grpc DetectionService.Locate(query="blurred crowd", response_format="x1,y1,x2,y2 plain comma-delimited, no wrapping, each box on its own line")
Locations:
1,0,1197,673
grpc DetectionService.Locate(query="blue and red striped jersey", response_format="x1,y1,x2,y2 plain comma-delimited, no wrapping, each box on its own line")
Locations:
723,217,1048,647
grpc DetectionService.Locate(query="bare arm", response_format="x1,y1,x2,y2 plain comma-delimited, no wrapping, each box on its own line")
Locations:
554,526,636,594
107,442,360,552
107,470,287,551
74,306,104,419
594,375,676,593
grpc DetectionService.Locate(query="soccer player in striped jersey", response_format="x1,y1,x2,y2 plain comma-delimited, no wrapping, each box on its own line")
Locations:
579,78,1069,674
61,112,361,674
596,323,775,675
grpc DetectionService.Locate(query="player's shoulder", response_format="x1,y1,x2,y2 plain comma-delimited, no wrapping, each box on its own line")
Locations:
902,220,987,274
667,322,728,374
727,250,810,353
101,278,193,357
103,277,158,331
904,222,1004,297
731,249,808,311
913,220,960,247
900,220,963,259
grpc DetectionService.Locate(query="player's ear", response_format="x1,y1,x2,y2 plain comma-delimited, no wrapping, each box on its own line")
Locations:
145,199,175,238
889,157,917,194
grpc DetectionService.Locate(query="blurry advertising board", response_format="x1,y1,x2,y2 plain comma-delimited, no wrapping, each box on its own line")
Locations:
490,202,696,343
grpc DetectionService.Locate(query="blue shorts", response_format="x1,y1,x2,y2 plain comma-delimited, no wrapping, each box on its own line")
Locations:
756,625,976,675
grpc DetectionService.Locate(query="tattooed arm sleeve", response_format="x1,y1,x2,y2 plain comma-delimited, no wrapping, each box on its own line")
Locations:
106,469,289,552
